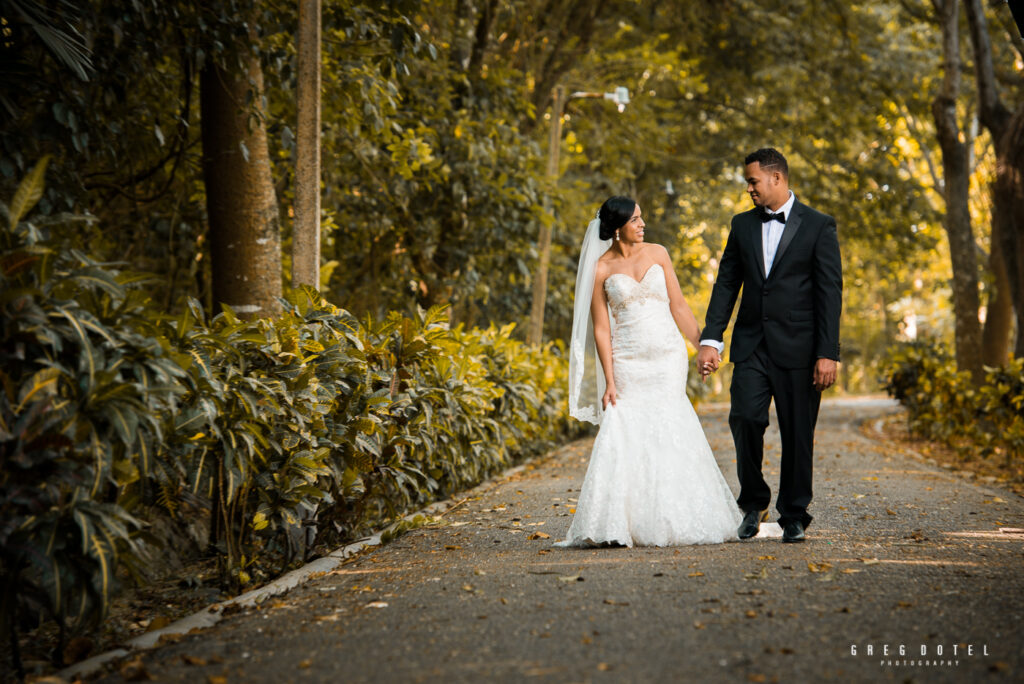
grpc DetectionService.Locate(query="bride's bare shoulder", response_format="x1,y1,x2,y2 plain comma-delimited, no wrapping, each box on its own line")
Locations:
643,242,670,258
595,253,617,271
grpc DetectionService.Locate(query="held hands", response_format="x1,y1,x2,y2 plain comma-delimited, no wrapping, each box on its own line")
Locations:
814,358,838,392
696,345,722,383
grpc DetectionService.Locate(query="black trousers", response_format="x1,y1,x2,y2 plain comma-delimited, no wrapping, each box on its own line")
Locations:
728,341,821,528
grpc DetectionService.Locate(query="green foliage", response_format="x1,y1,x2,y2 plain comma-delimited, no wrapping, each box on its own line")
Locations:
1,184,577,660
1,165,184,666
884,340,1024,460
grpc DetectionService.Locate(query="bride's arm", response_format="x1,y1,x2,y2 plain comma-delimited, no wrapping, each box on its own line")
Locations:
590,263,617,408
655,245,702,348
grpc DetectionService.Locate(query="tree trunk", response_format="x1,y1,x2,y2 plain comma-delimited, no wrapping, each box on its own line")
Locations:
293,0,322,290
997,107,1024,357
964,0,1018,361
981,216,1014,365
200,49,282,318
932,0,984,383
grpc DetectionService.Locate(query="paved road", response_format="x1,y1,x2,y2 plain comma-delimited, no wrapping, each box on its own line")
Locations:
107,398,1023,683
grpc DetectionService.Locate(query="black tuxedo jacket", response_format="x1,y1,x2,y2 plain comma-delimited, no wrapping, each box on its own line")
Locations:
702,198,843,369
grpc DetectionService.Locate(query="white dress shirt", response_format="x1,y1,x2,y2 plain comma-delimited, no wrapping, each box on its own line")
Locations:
700,191,796,353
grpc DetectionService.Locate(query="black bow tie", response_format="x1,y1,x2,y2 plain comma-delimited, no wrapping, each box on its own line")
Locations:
759,209,786,223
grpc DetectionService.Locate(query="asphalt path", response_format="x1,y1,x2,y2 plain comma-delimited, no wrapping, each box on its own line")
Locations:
102,397,1024,683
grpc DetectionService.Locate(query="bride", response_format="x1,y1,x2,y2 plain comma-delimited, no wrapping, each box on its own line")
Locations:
555,196,744,547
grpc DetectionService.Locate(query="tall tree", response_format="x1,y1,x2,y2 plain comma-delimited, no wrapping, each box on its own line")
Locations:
931,0,984,382
200,28,283,318
293,0,322,290
965,0,1024,359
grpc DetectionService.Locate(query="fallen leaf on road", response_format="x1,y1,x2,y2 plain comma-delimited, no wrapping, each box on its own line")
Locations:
886,509,897,515
688,571,704,577
840,569,862,574
207,677,227,684
558,575,584,582
366,601,389,608
757,555,775,561
693,621,706,629
597,663,613,671
603,599,629,606
462,584,475,592
474,568,486,575
853,494,866,499
444,545,462,550
744,567,768,580
896,601,913,608
745,610,757,618
146,616,171,632
527,532,550,540
862,476,878,481
182,655,207,666
298,659,312,669
807,561,833,573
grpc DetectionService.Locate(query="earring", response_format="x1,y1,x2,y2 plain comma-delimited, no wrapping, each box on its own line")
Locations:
615,230,620,241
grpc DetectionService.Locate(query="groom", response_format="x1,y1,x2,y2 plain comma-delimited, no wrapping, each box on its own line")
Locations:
696,148,842,543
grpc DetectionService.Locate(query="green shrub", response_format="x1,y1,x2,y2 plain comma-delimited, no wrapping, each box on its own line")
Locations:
1,164,577,671
883,339,1024,462
1,160,186,671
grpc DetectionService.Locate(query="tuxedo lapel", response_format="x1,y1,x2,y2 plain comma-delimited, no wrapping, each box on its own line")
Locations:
769,200,804,278
749,213,767,281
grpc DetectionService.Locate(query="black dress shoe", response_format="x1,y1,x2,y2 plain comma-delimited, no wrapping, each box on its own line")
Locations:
738,510,764,539
782,521,806,543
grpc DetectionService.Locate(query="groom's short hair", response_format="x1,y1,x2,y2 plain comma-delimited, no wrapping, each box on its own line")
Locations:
745,148,788,178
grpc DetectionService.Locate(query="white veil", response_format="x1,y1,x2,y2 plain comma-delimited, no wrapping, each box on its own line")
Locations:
568,216,612,424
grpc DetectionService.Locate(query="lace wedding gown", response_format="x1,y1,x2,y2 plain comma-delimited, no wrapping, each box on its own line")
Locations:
556,263,744,547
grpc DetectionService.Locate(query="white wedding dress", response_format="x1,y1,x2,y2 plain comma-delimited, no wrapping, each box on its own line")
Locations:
556,263,744,547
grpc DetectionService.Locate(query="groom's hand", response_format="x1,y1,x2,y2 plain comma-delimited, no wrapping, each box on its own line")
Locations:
696,346,721,382
814,358,838,392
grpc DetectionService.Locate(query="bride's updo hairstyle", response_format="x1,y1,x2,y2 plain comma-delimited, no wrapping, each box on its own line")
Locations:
598,196,636,241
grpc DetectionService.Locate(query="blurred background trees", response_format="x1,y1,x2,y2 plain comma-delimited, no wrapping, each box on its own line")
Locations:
1,0,1021,387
